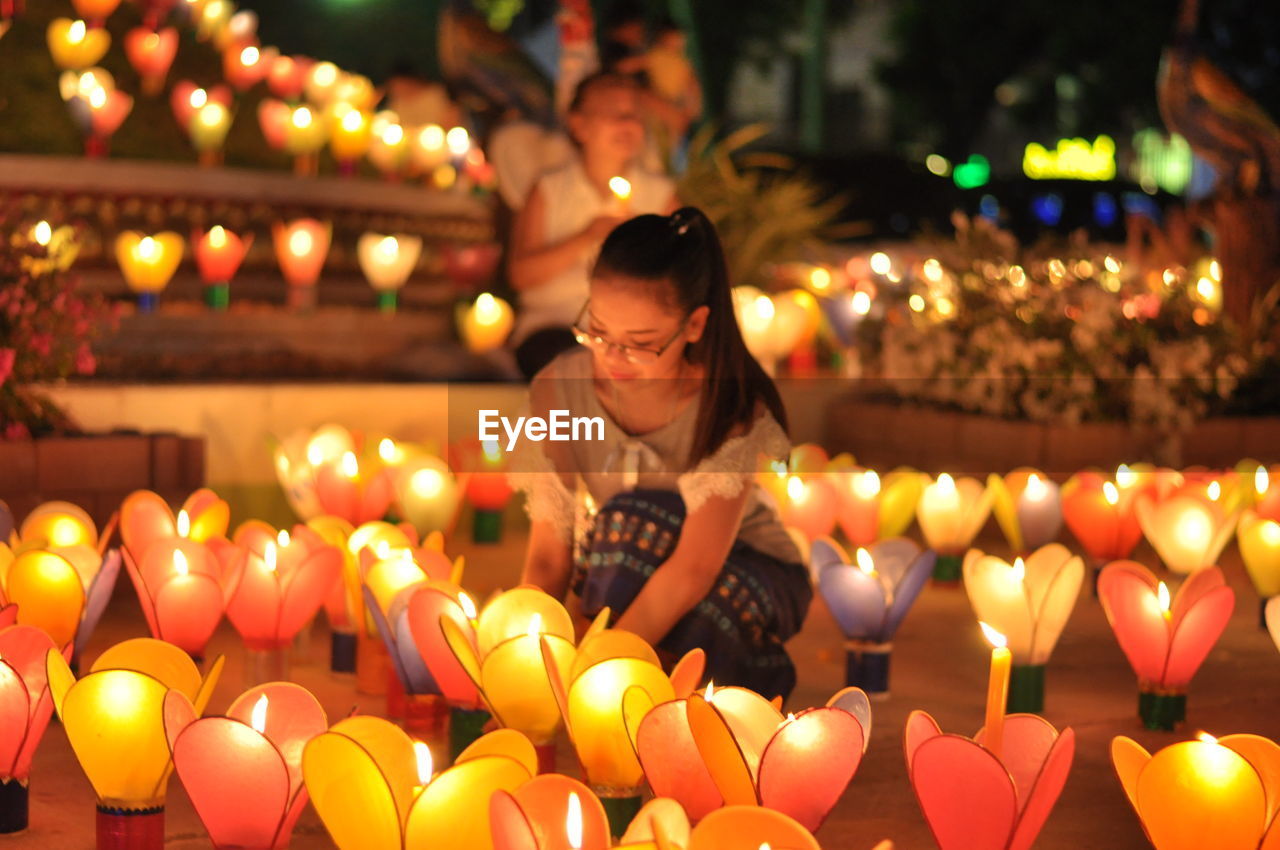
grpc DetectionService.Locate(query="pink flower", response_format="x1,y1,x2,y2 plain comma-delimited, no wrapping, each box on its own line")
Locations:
74,343,96,376
0,348,13,387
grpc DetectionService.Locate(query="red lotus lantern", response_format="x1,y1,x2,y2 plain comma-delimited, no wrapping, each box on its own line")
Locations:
0,626,63,835
170,81,232,133
123,27,178,94
266,54,311,101
272,219,331,311
193,226,252,310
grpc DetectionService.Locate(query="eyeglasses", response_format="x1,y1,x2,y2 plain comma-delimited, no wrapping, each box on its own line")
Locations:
572,302,689,364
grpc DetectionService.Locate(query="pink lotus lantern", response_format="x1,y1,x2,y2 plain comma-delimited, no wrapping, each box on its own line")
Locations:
272,219,331,311
266,54,311,100
1135,488,1239,575
490,774,611,850
0,626,63,834
987,469,1062,555
632,684,870,831
830,466,925,547
314,448,394,525
225,527,341,684
123,27,178,95
257,98,291,150
1098,561,1234,730
775,475,839,549
67,86,133,157
811,537,935,696
905,709,1074,850
170,82,232,132
193,225,252,311
120,489,233,659
164,682,327,850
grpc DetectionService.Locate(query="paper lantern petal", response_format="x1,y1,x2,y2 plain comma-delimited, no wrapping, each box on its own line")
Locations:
910,734,1016,850
541,636,574,739
489,789,539,850
570,630,659,683
880,470,924,539
818,561,888,640
621,797,692,847
1268,597,1280,655
1111,736,1151,811
826,687,872,749
277,553,340,642
0,663,30,776
162,689,198,755
7,550,86,648
882,548,935,638
1028,552,1084,664
506,774,610,850
457,729,538,778
1008,726,1074,850
1135,740,1267,850
408,588,480,706
153,574,224,654
688,805,820,850
687,694,757,806
808,538,848,578
567,657,674,790
92,638,204,700
392,608,437,694
964,553,1034,659
1221,734,1280,827
974,714,1056,809
405,756,532,849
174,717,292,848
1098,564,1169,683
668,648,706,699
303,732,404,850
1164,584,1234,688
483,636,574,744
120,491,178,561
758,707,863,831
707,687,784,770
441,616,490,718
477,587,573,655
988,474,1023,553
228,683,328,796
77,549,122,658
635,699,723,822
903,710,943,765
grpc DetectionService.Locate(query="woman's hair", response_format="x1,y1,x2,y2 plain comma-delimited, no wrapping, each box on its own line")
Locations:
592,207,789,466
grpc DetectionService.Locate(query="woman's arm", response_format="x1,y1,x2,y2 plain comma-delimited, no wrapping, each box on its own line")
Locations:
520,516,574,598
508,184,621,292
612,485,753,644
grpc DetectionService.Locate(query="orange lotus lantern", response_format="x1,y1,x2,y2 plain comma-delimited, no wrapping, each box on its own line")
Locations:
370,115,410,178
123,27,178,95
71,0,121,23
0,626,64,834
193,226,252,310
905,709,1074,850
165,682,327,850
490,774,611,850
304,720,535,850
272,219,331,310
1062,467,1150,591
170,81,232,133
68,84,133,158
115,231,183,312
330,107,373,175
776,474,839,550
222,41,270,91
1112,732,1280,850
266,54,311,100
47,638,224,850
632,684,869,832
1135,488,1239,575
47,19,111,70
225,529,341,684
1098,561,1234,730
256,97,291,150
459,292,515,354
313,449,395,525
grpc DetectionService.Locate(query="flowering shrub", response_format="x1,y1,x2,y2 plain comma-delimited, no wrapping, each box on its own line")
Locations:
0,212,116,438
850,215,1249,447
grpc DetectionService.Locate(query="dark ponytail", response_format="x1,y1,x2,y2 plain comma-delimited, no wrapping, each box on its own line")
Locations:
592,206,788,466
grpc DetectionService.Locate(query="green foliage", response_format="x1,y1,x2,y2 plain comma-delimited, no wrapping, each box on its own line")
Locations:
677,124,846,289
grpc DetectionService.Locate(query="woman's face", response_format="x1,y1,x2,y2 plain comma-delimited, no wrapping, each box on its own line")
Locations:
583,276,707,382
569,85,644,163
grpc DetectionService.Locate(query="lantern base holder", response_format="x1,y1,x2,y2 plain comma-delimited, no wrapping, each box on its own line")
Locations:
136,292,159,314
1008,664,1045,713
0,778,28,834
932,553,963,584
356,633,390,696
402,694,448,737
386,665,408,720
534,743,556,775
330,631,357,673
204,283,230,311
844,641,891,698
472,509,503,544
449,707,490,761
1262,596,1273,630
1138,690,1186,731
596,791,642,839
376,291,398,314
245,646,290,687
287,284,317,312
96,804,164,850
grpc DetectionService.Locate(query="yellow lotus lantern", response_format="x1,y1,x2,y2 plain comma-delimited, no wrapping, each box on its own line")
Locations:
1135,490,1238,575
458,292,515,354
303,719,535,850
46,638,223,849
1113,732,1280,850
47,19,111,70
115,231,184,313
330,106,373,173
1239,511,1280,626
358,233,423,313
916,473,993,582
962,544,1083,713
442,587,577,774
543,625,704,836
370,113,410,177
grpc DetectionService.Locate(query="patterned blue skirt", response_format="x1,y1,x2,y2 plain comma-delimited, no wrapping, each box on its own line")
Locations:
572,489,812,700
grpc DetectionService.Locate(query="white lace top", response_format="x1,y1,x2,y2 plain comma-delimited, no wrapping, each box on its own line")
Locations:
507,348,802,565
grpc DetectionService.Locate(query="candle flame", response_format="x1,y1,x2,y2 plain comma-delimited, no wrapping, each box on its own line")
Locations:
173,549,189,577
380,123,404,145
753,294,775,321
1262,521,1280,545
208,225,227,248
288,227,313,257
177,509,190,538
69,20,87,42
1116,464,1136,489
854,469,881,499
760,844,772,850
277,529,290,547
786,475,806,502
855,548,876,575
137,236,160,261
411,468,444,497
1257,466,1270,497
936,472,955,494
374,540,391,560
1011,558,1025,582
978,621,1007,649
1197,731,1218,745
1206,481,1221,502
704,680,715,703
240,45,259,66
198,102,227,127
264,541,278,573
414,741,433,786
851,290,872,315
419,124,444,150
375,235,399,261
458,591,477,620
341,109,364,132
526,612,542,639
291,106,313,129
1157,581,1171,613
190,88,208,109
565,791,583,850
1023,473,1046,500
1103,481,1120,506
474,292,503,324
340,451,359,479
32,221,52,246
251,694,268,733
608,175,632,201
445,126,469,156
481,439,502,462
378,437,397,463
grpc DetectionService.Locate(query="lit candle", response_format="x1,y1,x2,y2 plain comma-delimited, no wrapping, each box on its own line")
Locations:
272,219,331,310
193,225,251,310
357,233,422,312
1135,490,1238,575
115,231,184,313
778,474,839,544
459,292,515,353
390,454,462,538
608,176,632,216
979,622,1010,760
330,107,372,174
47,18,111,70
369,117,409,178
188,101,231,165
284,105,327,175
917,473,993,581
266,54,310,100
304,61,340,104
222,41,268,90
123,26,178,94
413,124,449,175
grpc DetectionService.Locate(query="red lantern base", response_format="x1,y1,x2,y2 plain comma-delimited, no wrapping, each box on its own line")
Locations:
355,633,389,696
96,805,164,850
534,743,556,775
386,665,407,719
